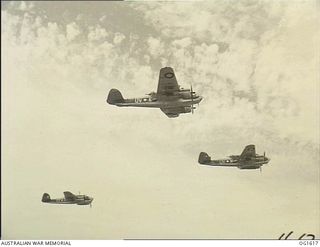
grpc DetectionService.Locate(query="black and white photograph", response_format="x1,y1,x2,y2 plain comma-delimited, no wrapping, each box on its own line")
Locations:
1,0,319,241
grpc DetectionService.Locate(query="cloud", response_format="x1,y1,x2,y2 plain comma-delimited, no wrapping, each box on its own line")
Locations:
66,22,80,41
88,25,108,42
134,1,319,147
113,32,125,44
18,1,34,11
147,36,164,58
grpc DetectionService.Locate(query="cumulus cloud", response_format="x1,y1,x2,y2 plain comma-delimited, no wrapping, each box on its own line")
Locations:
147,36,164,58
18,1,34,11
88,25,108,42
134,1,319,148
113,32,125,44
66,22,80,41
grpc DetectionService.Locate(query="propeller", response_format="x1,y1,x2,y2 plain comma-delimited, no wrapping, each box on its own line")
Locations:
264,151,265,157
190,85,195,114
260,166,262,173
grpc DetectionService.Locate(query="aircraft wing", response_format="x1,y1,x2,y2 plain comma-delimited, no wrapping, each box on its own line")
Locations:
239,145,256,160
160,107,182,118
63,191,77,201
157,67,180,96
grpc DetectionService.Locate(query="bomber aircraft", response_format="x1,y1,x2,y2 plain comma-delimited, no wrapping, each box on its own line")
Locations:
42,191,93,207
198,145,270,171
107,67,203,118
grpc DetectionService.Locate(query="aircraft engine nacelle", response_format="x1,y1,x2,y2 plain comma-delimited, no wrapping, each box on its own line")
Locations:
180,91,191,99
170,106,192,114
183,106,192,113
77,201,89,205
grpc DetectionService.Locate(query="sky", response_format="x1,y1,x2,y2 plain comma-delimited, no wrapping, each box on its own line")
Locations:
1,0,319,239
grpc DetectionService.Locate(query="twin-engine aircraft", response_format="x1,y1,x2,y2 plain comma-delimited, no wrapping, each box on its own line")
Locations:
107,67,203,118
42,191,93,207
198,145,270,171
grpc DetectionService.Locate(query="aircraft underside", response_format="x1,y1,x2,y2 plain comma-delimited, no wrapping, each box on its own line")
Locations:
202,161,264,169
115,98,201,108
200,158,268,169
45,199,75,204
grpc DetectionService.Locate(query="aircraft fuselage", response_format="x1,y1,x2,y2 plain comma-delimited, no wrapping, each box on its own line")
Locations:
113,95,203,108
200,155,270,169
42,195,93,205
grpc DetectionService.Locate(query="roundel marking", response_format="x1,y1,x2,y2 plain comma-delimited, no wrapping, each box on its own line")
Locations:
164,72,174,78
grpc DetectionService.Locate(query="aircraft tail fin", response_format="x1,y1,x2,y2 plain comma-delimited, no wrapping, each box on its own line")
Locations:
107,89,125,104
42,193,51,202
198,152,212,164
240,144,256,159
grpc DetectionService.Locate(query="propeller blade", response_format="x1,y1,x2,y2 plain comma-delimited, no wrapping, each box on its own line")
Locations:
264,152,265,157
260,166,262,173
191,85,194,114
